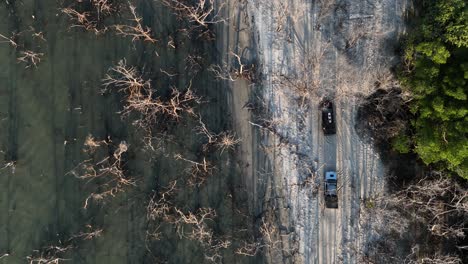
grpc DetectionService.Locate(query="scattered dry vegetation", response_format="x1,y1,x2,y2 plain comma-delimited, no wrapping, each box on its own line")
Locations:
209,51,256,82
26,225,103,264
69,135,134,209
113,3,157,43
161,0,225,29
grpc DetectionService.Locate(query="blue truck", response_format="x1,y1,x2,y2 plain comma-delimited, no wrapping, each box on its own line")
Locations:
325,171,338,208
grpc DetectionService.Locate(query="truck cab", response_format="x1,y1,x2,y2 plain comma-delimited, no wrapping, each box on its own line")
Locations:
325,171,338,208
321,100,336,135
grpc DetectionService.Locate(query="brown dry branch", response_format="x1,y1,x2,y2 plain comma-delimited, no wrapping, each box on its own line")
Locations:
317,0,336,22
83,134,108,153
27,245,72,264
102,59,150,94
61,0,119,34
31,31,46,42
69,225,103,241
404,248,462,264
209,51,255,82
61,7,100,33
174,153,214,187
92,0,115,17
173,207,216,244
273,46,328,107
388,175,468,238
161,0,225,29
17,50,44,68
103,60,200,130
235,217,282,257
27,225,103,264
235,241,262,256
185,54,203,74
69,138,134,209
0,32,18,48
196,117,240,153
113,3,156,43
346,22,369,49
1,161,16,174
146,181,178,222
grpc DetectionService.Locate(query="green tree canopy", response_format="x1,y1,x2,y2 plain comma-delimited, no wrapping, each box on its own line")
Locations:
400,0,468,179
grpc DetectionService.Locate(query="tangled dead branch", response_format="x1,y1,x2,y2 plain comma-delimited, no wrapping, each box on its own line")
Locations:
69,136,134,208
113,3,156,43
0,32,18,48
209,51,255,82
17,50,44,68
61,0,121,34
27,225,103,264
273,46,328,107
161,0,225,29
235,217,283,257
196,117,240,153
174,153,214,187
388,175,468,238
103,60,200,131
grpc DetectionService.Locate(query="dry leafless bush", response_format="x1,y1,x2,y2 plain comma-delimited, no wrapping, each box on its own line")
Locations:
235,217,283,257
196,117,240,153
273,46,328,107
146,181,178,222
388,175,468,238
69,136,134,208
0,32,18,48
27,225,103,264
92,0,116,16
27,245,72,264
146,186,229,262
346,21,369,49
102,60,200,132
404,246,462,264
185,54,204,75
209,51,255,82
17,50,44,68
161,0,225,29
317,0,336,22
113,3,156,43
70,225,103,241
61,0,120,34
61,7,102,34
174,153,214,187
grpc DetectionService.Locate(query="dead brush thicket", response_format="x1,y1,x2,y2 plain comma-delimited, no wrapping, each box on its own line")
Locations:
102,59,200,130
196,117,240,153
113,3,157,43
61,0,122,35
388,175,468,239
161,0,225,29
145,181,231,262
273,46,328,108
1,29,46,69
235,217,284,257
68,135,134,209
209,51,256,82
27,225,103,264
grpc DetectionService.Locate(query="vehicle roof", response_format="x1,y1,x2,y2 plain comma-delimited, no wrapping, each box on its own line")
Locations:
325,171,337,180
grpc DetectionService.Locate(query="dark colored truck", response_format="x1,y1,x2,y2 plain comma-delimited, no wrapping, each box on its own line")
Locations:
321,100,336,135
325,171,338,208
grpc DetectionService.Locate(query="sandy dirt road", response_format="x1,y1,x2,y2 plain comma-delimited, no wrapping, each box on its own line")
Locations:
227,0,410,263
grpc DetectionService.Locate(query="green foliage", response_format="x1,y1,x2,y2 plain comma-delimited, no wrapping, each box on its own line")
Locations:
398,0,468,180
416,42,450,64
392,133,411,154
